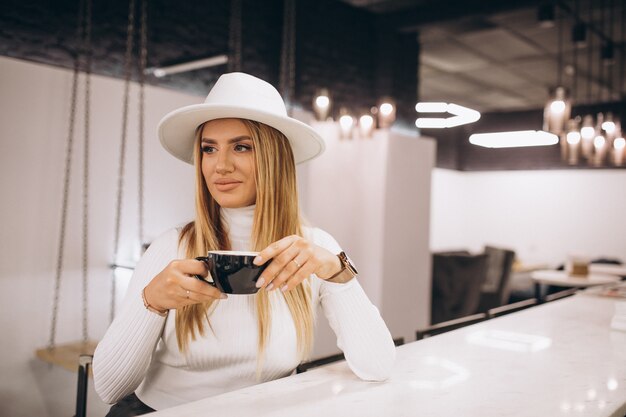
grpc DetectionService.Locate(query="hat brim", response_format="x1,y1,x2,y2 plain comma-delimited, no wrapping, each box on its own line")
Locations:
158,104,326,165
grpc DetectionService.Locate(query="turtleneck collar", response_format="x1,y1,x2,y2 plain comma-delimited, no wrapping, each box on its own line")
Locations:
220,204,255,251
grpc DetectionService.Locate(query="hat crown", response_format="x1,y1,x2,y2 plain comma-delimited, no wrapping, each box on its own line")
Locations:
204,72,287,117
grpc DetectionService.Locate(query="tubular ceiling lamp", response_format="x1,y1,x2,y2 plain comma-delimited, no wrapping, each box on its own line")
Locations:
358,114,375,138
543,86,571,135
572,22,587,47
145,55,228,77
469,130,559,148
313,88,331,121
415,102,480,128
377,98,396,129
538,4,556,28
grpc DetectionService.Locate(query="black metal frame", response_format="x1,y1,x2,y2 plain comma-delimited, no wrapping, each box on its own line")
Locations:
415,313,487,341
74,354,92,417
487,298,538,319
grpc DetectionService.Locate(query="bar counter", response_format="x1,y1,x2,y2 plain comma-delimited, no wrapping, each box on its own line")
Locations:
148,294,626,417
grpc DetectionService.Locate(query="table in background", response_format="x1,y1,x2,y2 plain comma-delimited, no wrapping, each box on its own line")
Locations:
148,295,626,417
531,270,621,302
589,264,626,278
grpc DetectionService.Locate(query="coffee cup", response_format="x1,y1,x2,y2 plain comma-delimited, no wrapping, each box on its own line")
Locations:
194,251,268,294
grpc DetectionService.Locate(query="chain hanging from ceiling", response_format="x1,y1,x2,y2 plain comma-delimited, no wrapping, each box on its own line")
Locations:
111,0,148,322
279,0,296,114
228,0,242,73
48,0,92,352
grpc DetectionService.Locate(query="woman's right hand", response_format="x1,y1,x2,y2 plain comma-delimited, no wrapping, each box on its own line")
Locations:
143,259,227,312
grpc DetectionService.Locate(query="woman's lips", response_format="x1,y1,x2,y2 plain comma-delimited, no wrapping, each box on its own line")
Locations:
214,180,242,191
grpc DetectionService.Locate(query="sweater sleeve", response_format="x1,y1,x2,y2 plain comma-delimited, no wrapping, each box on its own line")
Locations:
311,228,396,381
93,228,179,404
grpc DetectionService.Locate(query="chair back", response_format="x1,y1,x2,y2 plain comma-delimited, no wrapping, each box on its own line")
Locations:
477,246,516,311
431,253,488,324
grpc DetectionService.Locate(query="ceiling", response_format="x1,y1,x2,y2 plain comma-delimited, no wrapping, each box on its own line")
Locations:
342,0,626,113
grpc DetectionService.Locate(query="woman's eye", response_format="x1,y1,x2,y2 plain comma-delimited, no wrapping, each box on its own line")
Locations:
201,145,216,154
234,144,252,152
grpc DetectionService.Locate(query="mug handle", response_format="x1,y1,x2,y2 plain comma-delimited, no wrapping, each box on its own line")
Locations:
194,256,217,288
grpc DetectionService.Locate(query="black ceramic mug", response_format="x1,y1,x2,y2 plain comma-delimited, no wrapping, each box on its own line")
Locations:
195,251,269,294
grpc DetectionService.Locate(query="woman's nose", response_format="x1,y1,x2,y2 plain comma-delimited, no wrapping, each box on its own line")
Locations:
215,152,234,174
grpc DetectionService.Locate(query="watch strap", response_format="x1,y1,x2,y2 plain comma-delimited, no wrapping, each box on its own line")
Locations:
326,251,357,284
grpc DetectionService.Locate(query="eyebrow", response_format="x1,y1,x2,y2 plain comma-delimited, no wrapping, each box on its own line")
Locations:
201,136,252,144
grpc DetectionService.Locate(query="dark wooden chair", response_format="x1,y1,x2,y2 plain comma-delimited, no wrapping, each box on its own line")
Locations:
296,337,405,373
477,246,516,312
431,253,488,324
487,298,538,319
415,313,487,340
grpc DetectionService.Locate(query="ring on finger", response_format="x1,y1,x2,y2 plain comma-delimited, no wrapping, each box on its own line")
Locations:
186,290,190,299
292,259,302,269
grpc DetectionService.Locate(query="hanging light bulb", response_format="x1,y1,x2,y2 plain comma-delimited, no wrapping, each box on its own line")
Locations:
601,112,616,137
358,114,375,138
543,86,571,135
613,122,625,166
313,88,331,121
338,108,354,139
580,114,595,158
565,119,581,165
377,98,396,129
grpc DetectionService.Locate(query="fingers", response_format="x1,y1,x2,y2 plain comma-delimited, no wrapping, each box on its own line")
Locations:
171,258,209,279
253,235,299,266
181,275,228,300
256,237,319,292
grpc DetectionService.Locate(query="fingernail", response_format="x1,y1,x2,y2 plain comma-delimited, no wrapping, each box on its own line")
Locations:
281,284,288,292
266,283,274,291
220,294,228,299
256,278,265,288
254,256,262,265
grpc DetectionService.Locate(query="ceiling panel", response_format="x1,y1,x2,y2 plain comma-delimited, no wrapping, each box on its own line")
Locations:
457,28,543,61
463,65,532,89
421,40,490,72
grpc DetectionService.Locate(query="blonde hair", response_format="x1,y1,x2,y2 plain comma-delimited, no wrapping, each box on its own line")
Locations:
176,119,314,374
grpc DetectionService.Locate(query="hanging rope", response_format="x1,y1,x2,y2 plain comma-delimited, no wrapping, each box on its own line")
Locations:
279,0,296,114
111,0,136,323
81,0,92,344
138,0,147,248
228,0,242,73
48,0,91,351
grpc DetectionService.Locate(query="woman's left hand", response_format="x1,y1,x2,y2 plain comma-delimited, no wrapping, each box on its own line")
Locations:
253,235,342,292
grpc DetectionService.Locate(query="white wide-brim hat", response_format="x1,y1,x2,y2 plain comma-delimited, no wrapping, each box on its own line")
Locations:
158,72,325,165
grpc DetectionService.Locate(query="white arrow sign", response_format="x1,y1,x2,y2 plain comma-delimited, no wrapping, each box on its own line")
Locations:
415,102,481,128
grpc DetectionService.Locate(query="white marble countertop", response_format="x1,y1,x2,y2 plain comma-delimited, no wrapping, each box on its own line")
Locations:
148,295,626,417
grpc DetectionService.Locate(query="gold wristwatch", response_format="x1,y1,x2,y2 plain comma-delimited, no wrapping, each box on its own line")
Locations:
326,251,358,283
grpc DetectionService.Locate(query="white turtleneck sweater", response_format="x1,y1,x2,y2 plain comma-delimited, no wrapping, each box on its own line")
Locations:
93,205,396,410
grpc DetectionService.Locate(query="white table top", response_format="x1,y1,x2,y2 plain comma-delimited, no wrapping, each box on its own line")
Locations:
589,264,626,277
148,295,626,417
531,270,621,287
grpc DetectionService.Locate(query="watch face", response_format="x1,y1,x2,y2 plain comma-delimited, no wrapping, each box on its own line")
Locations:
341,252,358,275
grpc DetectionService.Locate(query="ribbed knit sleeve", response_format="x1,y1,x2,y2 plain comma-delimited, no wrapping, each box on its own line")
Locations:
310,228,396,381
93,228,179,404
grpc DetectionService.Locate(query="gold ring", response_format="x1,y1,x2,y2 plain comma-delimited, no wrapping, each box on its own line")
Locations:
292,259,301,269
186,290,190,299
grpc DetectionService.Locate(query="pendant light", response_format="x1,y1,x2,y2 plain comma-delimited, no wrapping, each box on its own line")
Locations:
543,6,571,136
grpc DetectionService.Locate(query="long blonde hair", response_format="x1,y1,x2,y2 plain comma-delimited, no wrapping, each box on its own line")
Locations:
176,118,314,371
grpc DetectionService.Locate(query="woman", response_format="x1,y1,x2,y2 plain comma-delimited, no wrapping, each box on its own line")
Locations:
93,72,396,415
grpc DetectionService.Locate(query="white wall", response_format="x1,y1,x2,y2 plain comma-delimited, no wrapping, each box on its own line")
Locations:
0,56,199,417
431,168,626,266
303,123,435,353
